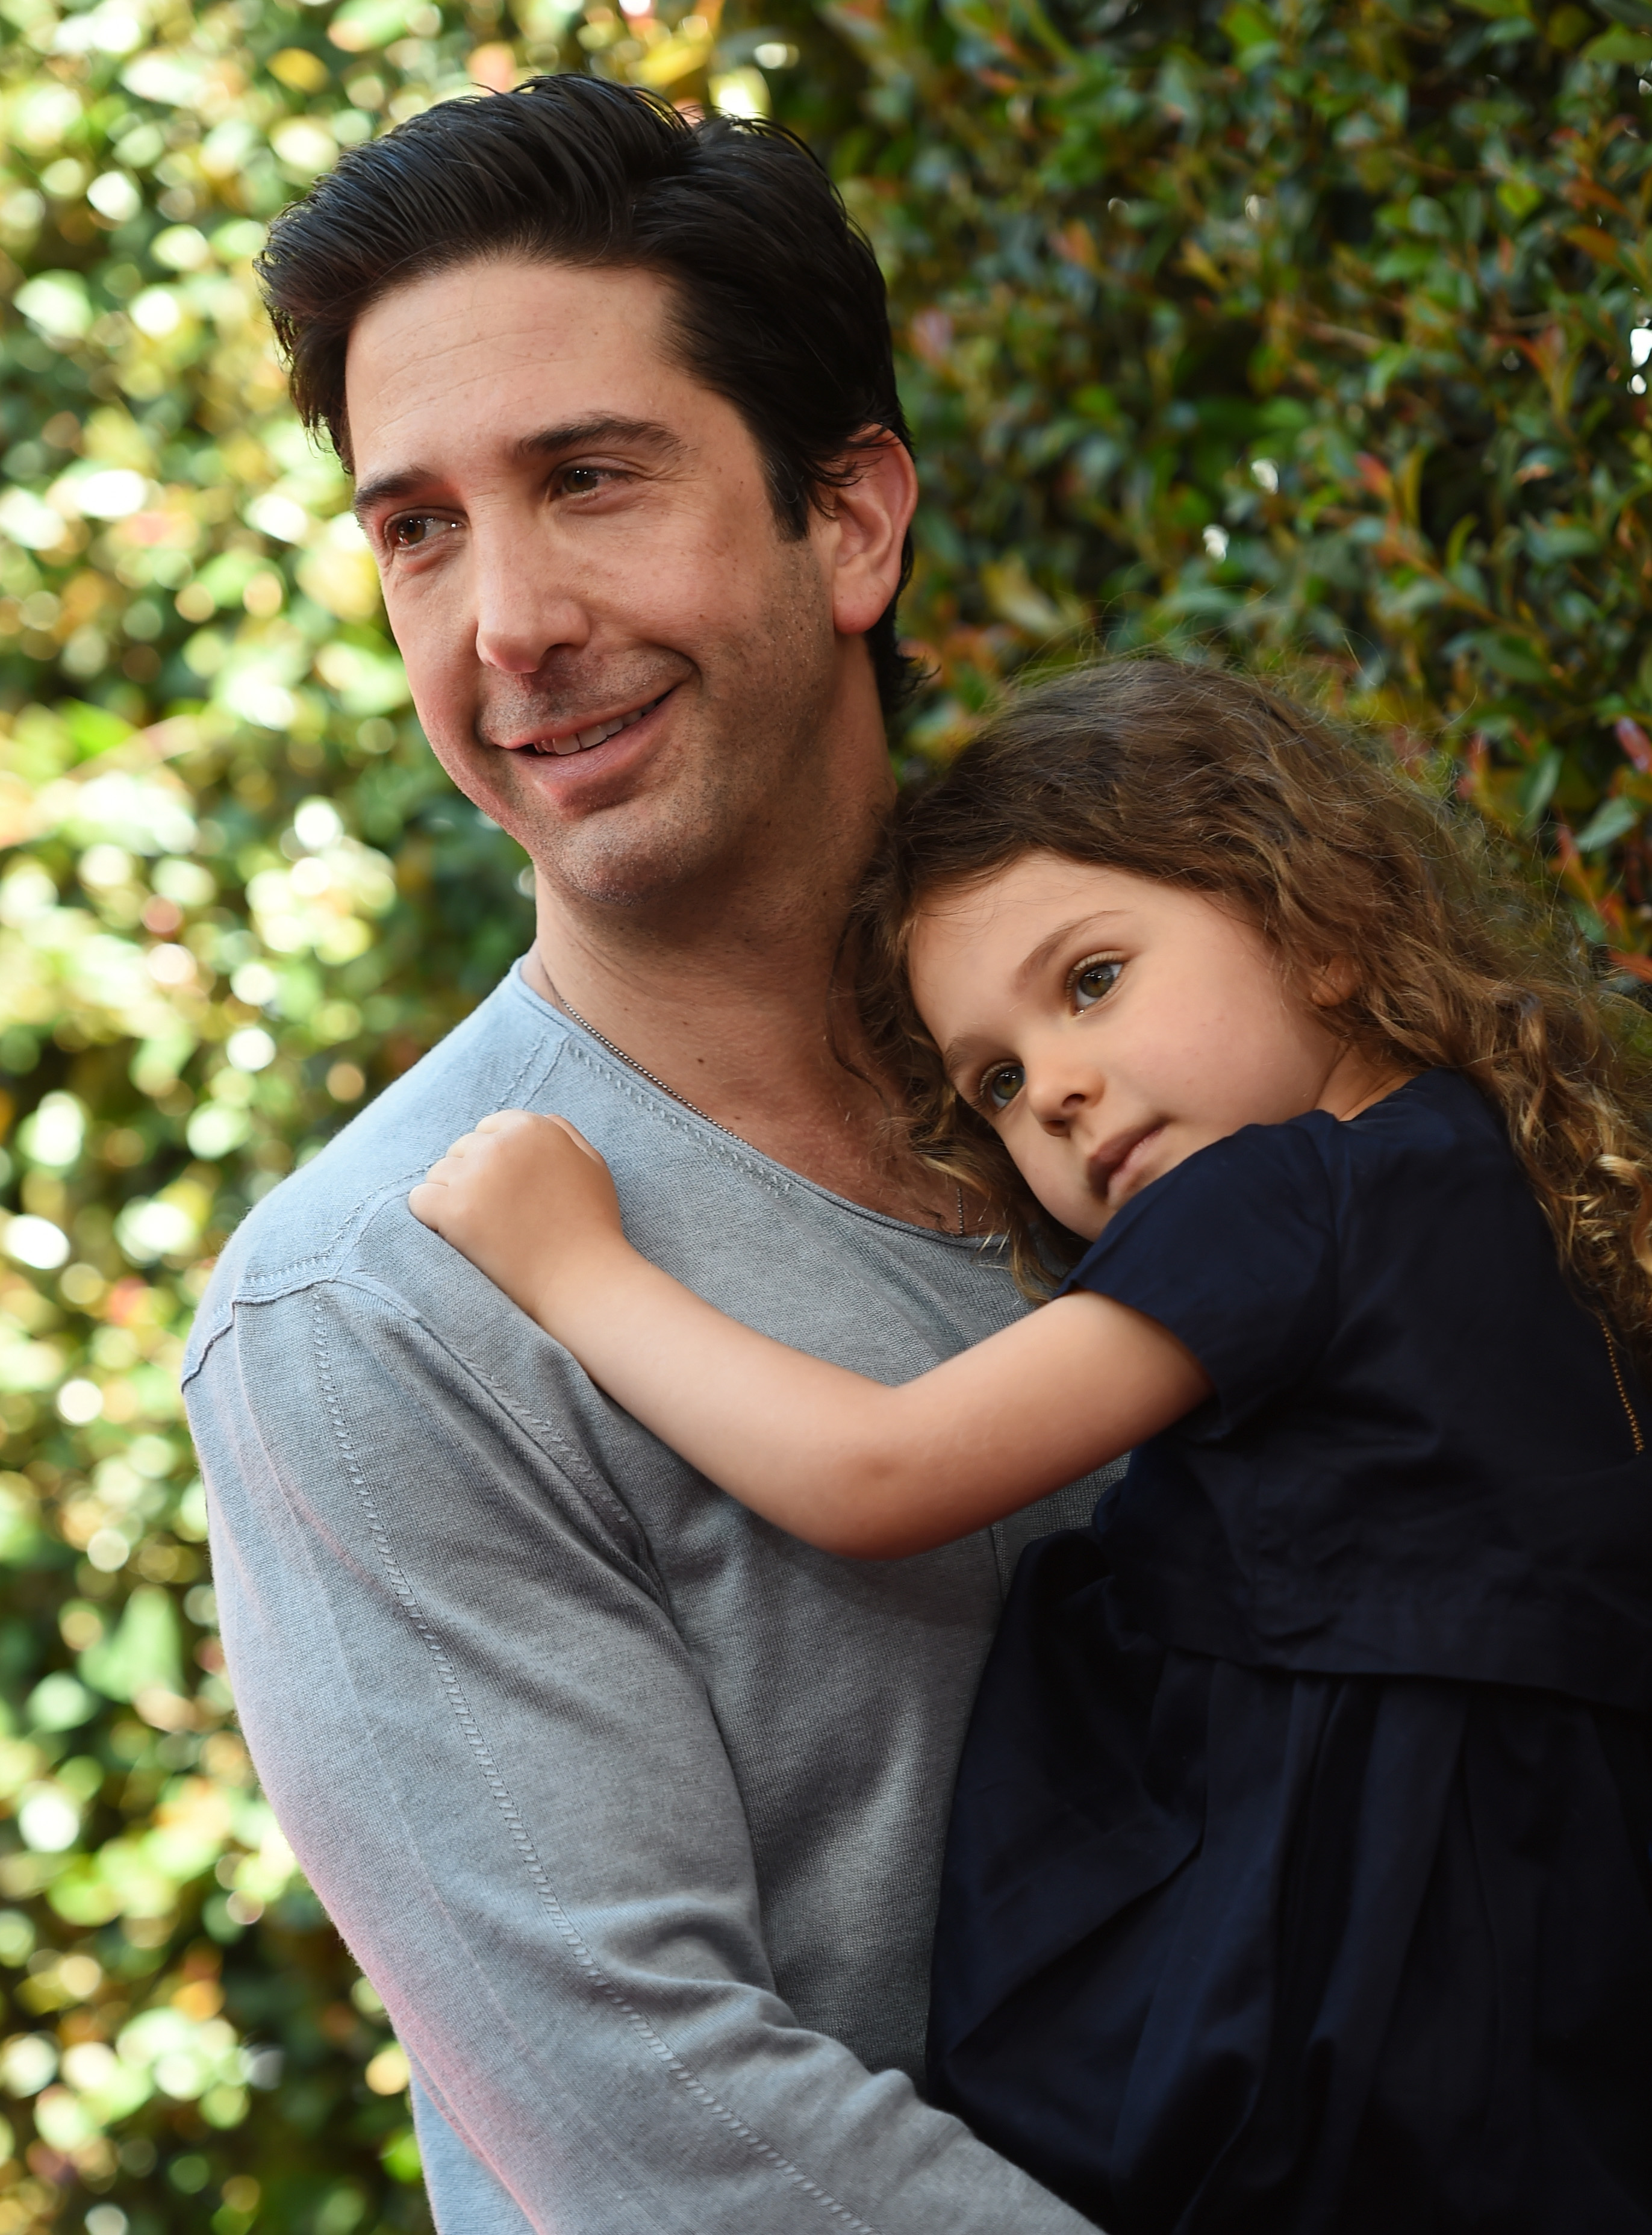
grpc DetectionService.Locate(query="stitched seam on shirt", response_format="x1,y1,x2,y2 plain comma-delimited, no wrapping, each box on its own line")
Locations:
385,1297,658,1582
560,1039,798,1203
238,1036,564,1290
544,1019,984,1250
308,1265,659,1571
310,1288,884,2235
236,1177,418,1288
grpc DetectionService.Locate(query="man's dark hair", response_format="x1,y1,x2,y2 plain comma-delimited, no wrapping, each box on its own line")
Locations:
257,76,919,712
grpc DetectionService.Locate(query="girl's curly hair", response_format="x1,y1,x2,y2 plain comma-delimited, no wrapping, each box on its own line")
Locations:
858,657,1652,1363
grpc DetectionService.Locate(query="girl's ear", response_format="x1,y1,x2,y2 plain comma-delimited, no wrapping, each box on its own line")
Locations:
1307,954,1360,1008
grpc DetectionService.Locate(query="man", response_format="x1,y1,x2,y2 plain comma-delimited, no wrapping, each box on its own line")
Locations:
184,78,1109,2232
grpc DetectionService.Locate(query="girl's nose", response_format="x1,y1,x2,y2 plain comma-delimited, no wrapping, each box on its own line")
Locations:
1023,1054,1099,1132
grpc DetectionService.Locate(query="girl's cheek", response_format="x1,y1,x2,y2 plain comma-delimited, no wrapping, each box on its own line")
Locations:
1015,1135,1067,1208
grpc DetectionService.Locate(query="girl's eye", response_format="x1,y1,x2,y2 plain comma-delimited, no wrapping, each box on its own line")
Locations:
1072,957,1123,1009
979,1062,1026,1112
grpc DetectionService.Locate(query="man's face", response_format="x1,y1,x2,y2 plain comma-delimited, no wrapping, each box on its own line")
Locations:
346,258,850,908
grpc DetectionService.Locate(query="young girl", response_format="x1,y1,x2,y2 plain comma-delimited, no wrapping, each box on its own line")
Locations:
411,659,1652,2233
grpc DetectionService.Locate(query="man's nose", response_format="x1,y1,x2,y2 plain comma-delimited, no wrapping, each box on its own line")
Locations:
471,519,591,675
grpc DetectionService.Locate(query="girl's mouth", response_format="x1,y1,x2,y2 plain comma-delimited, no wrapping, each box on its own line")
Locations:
1094,1123,1166,1203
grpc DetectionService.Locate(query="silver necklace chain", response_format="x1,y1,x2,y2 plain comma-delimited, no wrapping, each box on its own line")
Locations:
549,982,725,1131
539,965,968,1238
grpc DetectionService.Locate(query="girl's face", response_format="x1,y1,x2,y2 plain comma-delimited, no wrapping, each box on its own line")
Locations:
906,851,1390,1243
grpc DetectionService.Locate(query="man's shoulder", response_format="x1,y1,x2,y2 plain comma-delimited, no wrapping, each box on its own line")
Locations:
183,969,566,1368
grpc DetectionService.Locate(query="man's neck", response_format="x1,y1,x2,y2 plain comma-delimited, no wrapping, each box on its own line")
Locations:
523,868,958,1230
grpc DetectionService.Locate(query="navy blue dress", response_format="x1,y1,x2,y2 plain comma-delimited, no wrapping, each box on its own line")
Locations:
929,1071,1652,2233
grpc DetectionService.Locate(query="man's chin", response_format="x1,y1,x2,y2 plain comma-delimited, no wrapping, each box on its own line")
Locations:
521,799,735,914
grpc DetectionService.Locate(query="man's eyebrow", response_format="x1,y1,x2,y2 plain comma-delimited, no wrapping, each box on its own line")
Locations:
352,467,437,523
352,418,687,523
514,416,685,464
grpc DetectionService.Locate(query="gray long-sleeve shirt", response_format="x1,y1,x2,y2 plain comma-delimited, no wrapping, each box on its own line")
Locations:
182,964,1111,2234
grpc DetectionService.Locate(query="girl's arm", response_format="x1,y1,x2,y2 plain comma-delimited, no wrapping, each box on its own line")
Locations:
410,1111,1211,1560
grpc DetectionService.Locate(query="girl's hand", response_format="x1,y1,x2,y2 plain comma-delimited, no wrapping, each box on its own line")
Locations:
409,1111,627,1334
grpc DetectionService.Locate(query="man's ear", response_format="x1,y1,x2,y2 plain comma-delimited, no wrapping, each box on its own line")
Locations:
1307,954,1361,1008
822,430,919,640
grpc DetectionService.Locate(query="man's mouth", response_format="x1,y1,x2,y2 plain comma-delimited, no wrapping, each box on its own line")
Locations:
505,690,672,758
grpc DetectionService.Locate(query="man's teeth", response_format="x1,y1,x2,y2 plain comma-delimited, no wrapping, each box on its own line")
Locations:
540,695,662,756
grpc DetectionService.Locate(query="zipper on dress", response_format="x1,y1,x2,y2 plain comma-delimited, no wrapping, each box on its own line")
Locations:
1595,1313,1645,1455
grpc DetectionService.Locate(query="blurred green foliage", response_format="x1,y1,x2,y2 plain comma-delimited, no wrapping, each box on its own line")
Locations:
2,0,1651,2228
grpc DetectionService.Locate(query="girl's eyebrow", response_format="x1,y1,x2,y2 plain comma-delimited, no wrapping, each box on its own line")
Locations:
939,1031,997,1088
1013,910,1129,990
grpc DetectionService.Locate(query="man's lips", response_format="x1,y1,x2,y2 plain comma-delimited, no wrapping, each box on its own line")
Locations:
496,687,673,758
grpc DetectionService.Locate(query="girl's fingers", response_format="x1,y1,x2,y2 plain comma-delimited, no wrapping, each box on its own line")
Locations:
407,1180,444,1228
542,1115,609,1168
413,1111,617,1234
474,1108,538,1136
425,1120,515,1173
475,1109,608,1171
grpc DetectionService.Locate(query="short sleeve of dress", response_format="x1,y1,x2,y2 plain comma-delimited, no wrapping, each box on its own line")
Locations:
1057,1117,1340,1434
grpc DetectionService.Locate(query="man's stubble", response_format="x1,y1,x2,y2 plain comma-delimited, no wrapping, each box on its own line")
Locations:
486,529,855,926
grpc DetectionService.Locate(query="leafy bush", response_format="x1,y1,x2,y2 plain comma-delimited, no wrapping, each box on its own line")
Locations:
879,0,1652,962
2,0,1650,2230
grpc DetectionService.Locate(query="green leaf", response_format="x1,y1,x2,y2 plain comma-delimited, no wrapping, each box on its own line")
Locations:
1473,632,1552,682
1520,748,1563,829
13,270,91,341
1546,5,1594,46
58,700,137,761
78,1587,184,1704
1576,794,1643,850
25,1672,97,1732
325,0,429,51
1495,176,1544,220
1525,522,1600,563
1582,25,1652,58
380,2125,423,2183
1218,1,1278,61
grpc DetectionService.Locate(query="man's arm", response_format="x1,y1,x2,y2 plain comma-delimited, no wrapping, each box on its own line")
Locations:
187,1270,1098,2234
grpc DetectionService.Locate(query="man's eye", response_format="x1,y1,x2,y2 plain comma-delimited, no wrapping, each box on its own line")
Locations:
1071,957,1123,1008
558,465,609,496
979,1063,1025,1112
385,514,452,550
